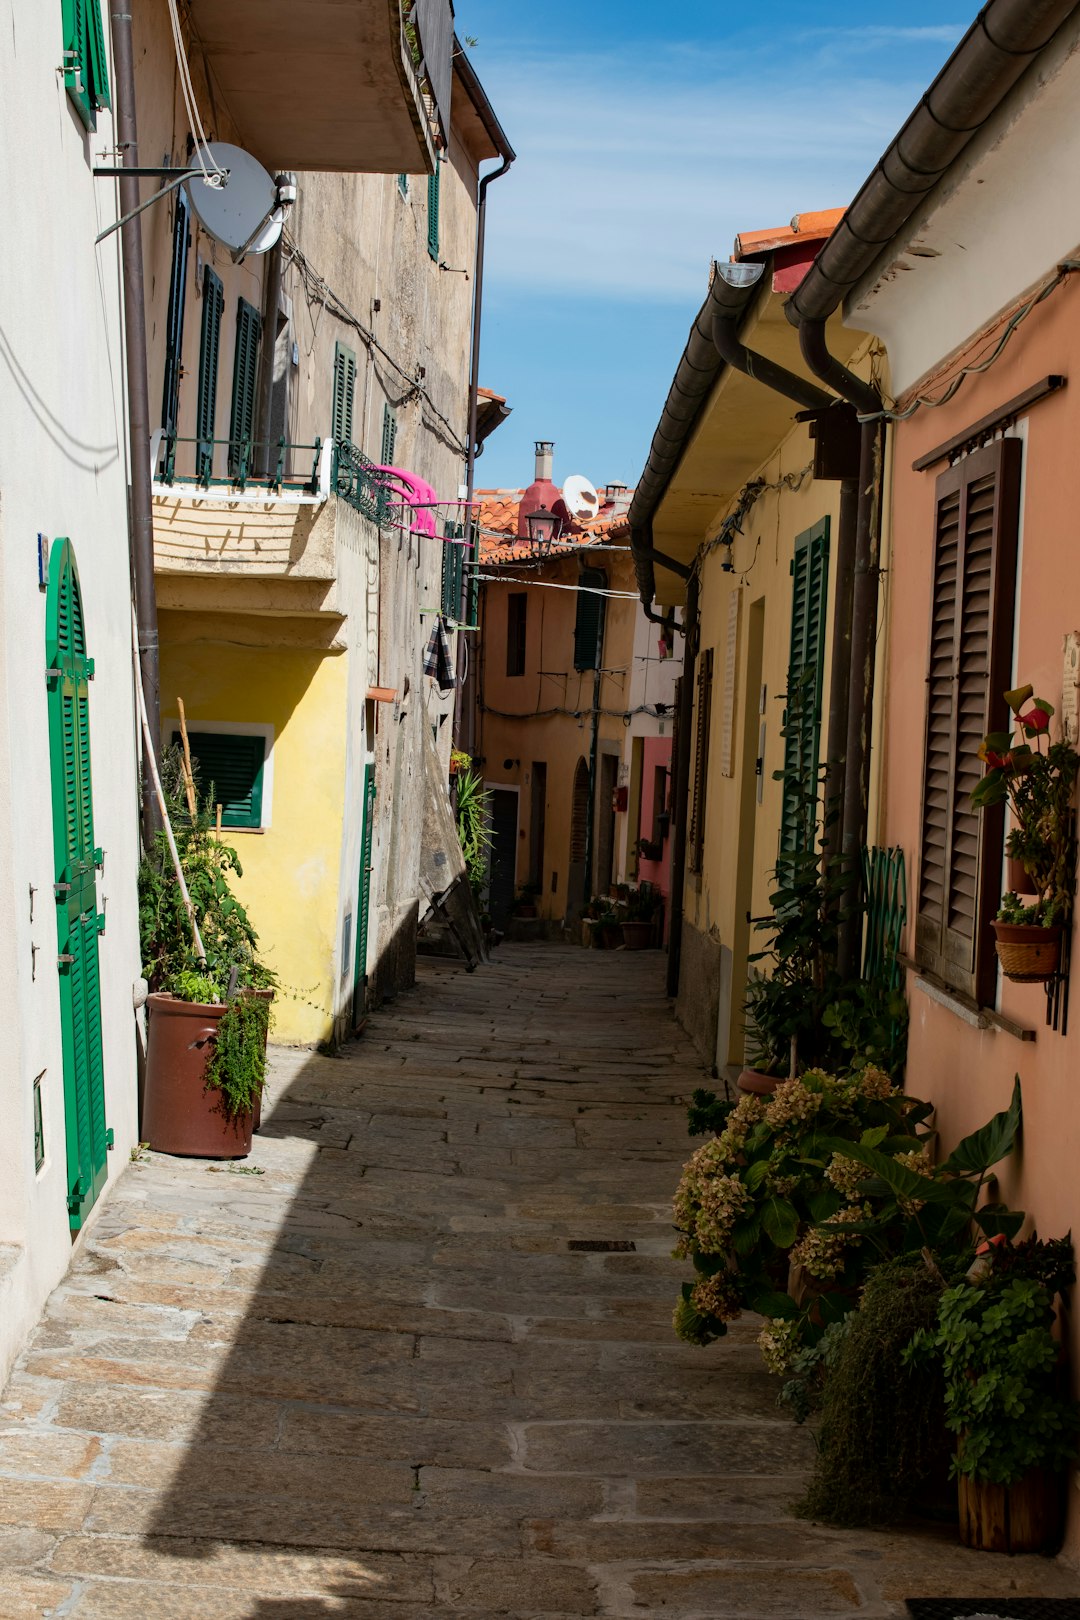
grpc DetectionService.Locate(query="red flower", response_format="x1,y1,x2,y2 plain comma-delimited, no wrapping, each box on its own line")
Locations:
1019,706,1050,734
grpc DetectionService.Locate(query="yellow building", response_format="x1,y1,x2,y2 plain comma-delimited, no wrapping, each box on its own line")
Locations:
629,215,886,1069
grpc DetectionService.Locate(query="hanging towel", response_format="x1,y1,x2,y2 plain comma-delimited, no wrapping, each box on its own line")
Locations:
423,615,456,692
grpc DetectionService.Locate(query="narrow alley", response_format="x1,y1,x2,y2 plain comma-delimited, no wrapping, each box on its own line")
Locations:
1,947,1078,1618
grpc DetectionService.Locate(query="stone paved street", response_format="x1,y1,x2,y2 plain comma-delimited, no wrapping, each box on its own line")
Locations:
2,945,1079,1617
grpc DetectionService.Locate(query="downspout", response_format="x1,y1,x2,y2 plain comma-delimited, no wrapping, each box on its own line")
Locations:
582,660,603,903
666,570,699,999
110,0,161,842
456,146,514,756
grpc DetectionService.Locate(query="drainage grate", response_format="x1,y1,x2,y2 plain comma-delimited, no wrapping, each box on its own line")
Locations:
567,1239,636,1252
907,1604,1080,1619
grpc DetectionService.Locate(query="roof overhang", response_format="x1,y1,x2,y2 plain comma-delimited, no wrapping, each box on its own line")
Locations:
185,0,446,173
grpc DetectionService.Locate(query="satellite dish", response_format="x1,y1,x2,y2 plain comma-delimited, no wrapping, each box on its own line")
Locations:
185,143,286,259
561,475,600,522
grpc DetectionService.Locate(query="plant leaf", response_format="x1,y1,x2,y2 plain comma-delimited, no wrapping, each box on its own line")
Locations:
940,1076,1022,1177
973,1203,1026,1241
745,1286,798,1320
760,1195,800,1248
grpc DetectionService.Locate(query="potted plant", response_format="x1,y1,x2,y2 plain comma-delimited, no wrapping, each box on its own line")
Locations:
139,753,274,1158
972,684,1078,984
621,885,659,949
512,881,541,919
582,896,621,949
636,836,663,863
906,1235,1080,1552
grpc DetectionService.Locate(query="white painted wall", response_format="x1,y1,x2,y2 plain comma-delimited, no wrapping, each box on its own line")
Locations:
848,11,1080,394
0,5,142,1384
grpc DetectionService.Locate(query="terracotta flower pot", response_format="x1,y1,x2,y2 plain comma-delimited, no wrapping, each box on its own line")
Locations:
736,1068,780,1096
1006,857,1036,896
958,1467,1063,1554
143,994,254,1159
620,921,654,950
992,920,1063,984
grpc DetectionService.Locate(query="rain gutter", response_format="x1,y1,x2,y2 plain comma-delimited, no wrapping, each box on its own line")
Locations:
786,0,1080,974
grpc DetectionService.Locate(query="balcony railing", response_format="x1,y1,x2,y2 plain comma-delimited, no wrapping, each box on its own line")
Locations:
333,440,383,524
155,433,328,498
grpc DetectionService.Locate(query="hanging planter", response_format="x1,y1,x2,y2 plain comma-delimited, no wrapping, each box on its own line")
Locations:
991,921,1063,984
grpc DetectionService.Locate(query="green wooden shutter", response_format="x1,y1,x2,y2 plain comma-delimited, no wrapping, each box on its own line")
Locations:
427,160,441,260
62,0,111,129
196,267,224,481
46,539,109,1231
573,569,607,671
332,343,356,447
441,522,464,620
229,299,262,478
688,648,714,874
353,763,377,1017
780,518,830,852
161,192,191,440
169,730,265,828
398,172,409,197
380,403,397,465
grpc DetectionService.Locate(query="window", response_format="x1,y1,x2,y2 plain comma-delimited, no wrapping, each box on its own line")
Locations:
573,569,607,671
427,159,441,260
915,439,1021,1002
161,191,191,440
506,592,527,677
229,299,262,477
380,402,397,465
33,1072,45,1173
169,729,267,829
441,523,464,620
651,764,669,844
397,173,409,197
62,0,110,129
196,267,224,480
688,648,714,875
780,517,830,852
332,342,356,447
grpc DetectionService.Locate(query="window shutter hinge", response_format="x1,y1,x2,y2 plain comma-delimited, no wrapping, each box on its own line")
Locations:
57,953,75,966
54,882,71,900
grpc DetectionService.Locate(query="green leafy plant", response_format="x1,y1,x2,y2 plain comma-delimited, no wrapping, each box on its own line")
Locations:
972,683,1078,926
204,993,271,1119
906,1236,1080,1485
686,1087,734,1138
453,759,493,898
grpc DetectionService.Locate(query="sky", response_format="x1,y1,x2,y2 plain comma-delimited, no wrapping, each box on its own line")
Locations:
453,1,967,493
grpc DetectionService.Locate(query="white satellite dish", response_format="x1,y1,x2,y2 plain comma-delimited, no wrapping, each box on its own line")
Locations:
185,143,287,260
561,474,601,522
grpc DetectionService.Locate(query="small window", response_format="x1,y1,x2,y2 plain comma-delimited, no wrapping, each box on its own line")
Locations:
688,648,714,875
229,299,263,478
427,159,441,261
506,593,527,677
62,0,110,130
651,764,669,844
332,342,356,448
33,1072,45,1173
170,730,266,829
573,569,606,671
380,403,397,465
397,173,409,197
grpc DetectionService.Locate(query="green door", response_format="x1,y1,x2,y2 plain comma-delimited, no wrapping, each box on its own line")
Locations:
46,539,109,1230
352,763,376,1022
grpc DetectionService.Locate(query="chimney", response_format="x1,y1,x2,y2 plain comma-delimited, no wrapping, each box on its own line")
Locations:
534,440,554,482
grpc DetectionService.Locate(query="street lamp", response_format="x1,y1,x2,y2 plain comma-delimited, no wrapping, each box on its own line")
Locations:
525,505,561,554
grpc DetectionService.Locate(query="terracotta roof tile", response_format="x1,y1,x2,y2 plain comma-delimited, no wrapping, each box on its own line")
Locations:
475,485,634,564
734,206,845,260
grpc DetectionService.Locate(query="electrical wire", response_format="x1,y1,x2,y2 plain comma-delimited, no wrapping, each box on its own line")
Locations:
469,572,640,600
860,260,1080,424
166,0,225,187
694,463,813,579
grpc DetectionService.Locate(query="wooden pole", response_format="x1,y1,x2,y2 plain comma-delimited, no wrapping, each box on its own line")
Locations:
176,697,197,818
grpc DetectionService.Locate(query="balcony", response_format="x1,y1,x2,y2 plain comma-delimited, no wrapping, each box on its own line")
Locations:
152,435,383,618
183,0,452,174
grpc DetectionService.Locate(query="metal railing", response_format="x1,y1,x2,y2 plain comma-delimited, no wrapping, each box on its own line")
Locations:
332,440,383,523
156,432,326,497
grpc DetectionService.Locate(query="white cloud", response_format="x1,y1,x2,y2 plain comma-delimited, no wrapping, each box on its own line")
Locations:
480,48,950,303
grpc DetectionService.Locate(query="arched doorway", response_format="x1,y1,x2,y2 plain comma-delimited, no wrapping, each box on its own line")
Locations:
566,757,589,919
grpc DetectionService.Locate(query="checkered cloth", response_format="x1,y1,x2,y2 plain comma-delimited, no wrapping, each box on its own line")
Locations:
423,615,456,692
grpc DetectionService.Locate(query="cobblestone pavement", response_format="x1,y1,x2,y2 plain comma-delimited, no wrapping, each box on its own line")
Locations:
2,945,1079,1617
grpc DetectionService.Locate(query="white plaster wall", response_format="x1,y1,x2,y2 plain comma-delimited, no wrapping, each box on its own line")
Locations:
847,12,1080,394
0,5,141,1384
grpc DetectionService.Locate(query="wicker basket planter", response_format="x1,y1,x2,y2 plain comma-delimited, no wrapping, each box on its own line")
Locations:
992,920,1063,984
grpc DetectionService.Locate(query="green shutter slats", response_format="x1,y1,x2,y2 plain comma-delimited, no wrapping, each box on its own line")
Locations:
161,192,191,440
196,268,224,480
427,160,441,260
171,731,266,829
62,0,111,128
441,522,464,620
573,570,607,671
380,403,397,466
354,763,377,1010
46,539,109,1230
781,518,830,852
229,299,263,478
332,343,357,448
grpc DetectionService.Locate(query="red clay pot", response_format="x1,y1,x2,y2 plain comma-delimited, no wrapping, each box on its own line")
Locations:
736,1068,780,1096
143,994,253,1159
620,921,654,951
1006,857,1036,896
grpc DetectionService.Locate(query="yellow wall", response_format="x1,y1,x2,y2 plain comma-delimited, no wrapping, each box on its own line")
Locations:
159,612,348,1044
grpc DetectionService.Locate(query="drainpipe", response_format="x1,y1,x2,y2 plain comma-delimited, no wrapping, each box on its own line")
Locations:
582,660,603,902
665,570,699,999
110,0,161,842
456,146,515,757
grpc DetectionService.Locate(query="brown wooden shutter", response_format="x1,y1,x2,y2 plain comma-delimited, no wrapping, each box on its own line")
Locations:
915,439,1021,1000
688,648,714,875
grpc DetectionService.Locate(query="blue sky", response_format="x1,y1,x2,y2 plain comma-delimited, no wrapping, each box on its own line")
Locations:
454,1,967,492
